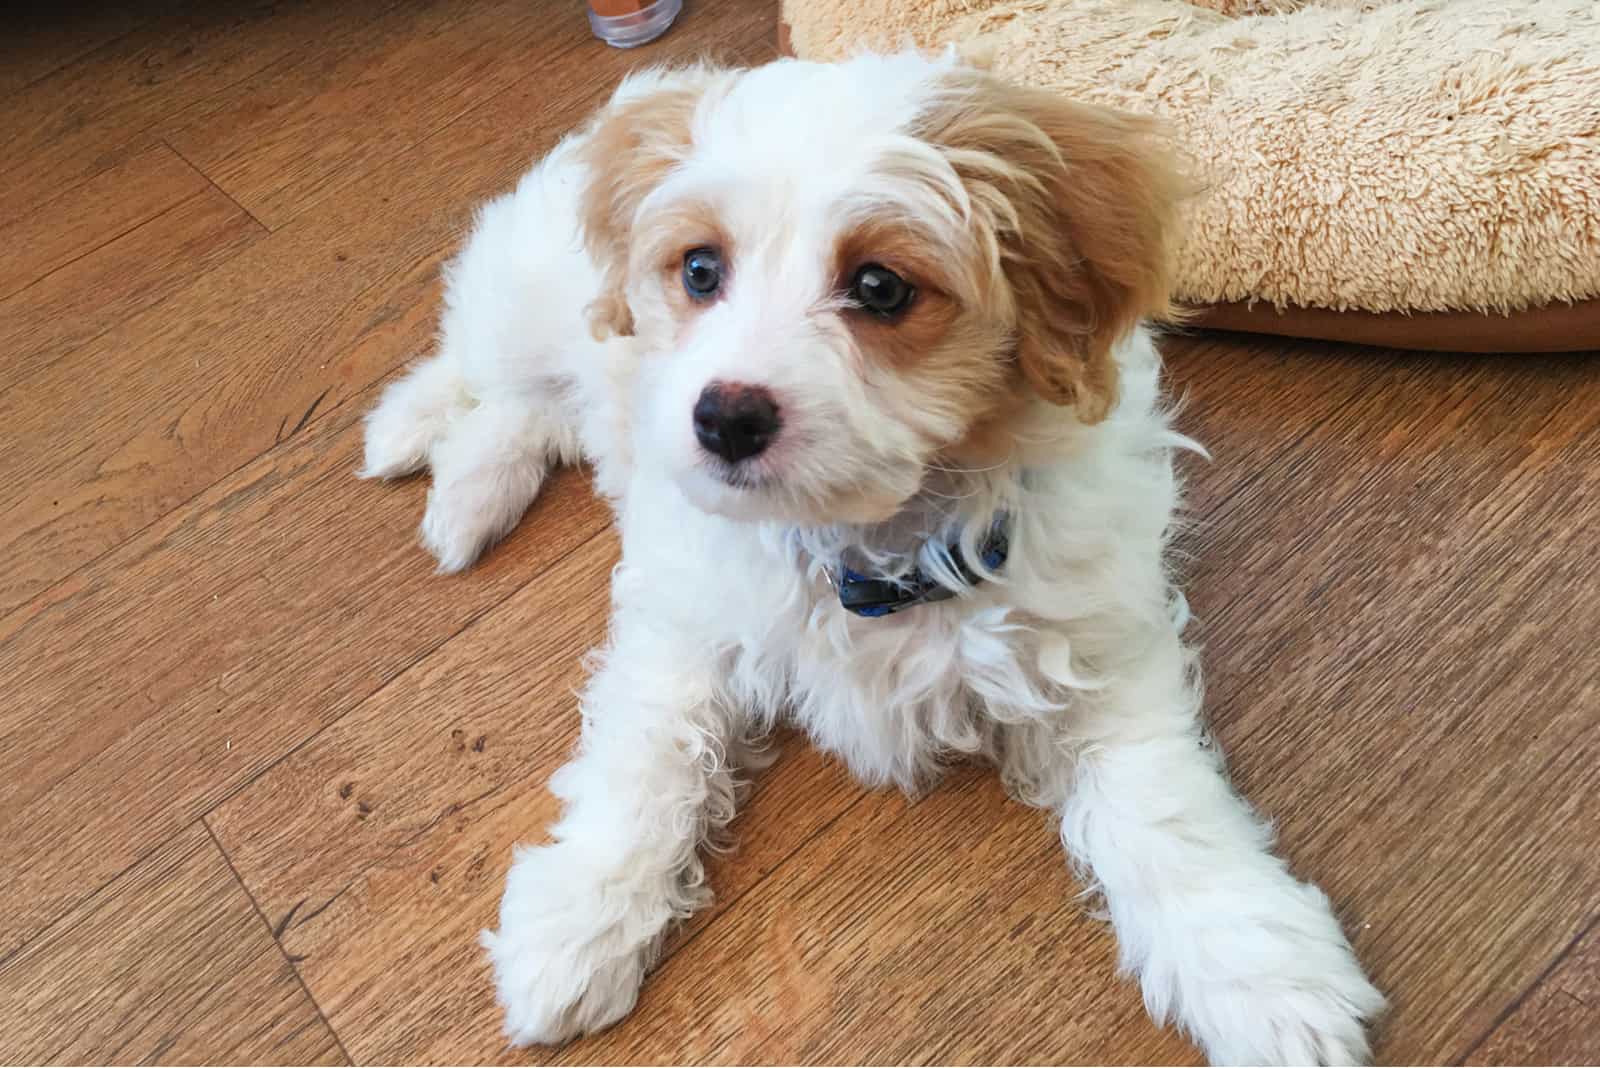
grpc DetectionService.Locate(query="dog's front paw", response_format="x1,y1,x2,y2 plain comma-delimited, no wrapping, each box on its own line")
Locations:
480,924,647,1046
480,847,657,1047
419,472,528,573
1168,890,1385,1065
359,354,466,480
360,403,431,480
1190,968,1382,1066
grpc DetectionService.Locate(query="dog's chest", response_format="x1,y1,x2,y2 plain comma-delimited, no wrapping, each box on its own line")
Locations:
758,582,1035,791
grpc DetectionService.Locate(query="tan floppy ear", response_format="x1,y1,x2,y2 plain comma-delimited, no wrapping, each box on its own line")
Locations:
576,73,716,340
922,72,1186,422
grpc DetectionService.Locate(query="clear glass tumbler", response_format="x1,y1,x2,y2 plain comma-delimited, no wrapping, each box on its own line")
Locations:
587,0,682,48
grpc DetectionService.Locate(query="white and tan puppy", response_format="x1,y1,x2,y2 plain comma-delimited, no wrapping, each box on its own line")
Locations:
360,50,1384,1065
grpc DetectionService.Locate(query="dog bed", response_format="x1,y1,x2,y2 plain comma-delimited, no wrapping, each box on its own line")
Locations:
779,0,1600,351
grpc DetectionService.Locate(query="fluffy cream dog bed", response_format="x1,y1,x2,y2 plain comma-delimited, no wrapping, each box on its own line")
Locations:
779,0,1600,351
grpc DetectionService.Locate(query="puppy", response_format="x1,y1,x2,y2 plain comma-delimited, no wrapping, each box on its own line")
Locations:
361,50,1385,1064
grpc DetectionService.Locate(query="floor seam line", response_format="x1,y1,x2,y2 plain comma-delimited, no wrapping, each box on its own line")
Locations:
201,816,358,1065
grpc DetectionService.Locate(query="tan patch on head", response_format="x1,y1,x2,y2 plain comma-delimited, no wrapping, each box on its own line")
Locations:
577,71,728,340
915,69,1190,423
643,198,733,331
832,220,963,369
833,216,1025,469
940,386,1030,468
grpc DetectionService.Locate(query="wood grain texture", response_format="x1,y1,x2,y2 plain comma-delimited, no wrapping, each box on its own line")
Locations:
0,2,402,227
1466,918,1600,1065
159,0,592,229
0,398,608,962
0,175,263,387
0,141,209,300
0,1,170,96
0,822,345,1066
0,100,537,617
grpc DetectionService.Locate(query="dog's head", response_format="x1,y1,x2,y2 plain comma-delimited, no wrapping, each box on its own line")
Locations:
580,53,1182,525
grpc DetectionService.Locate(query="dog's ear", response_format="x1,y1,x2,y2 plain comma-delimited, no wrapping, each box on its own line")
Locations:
921,72,1186,423
577,72,715,340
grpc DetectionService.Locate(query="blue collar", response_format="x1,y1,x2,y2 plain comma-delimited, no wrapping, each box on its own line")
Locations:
833,518,1010,618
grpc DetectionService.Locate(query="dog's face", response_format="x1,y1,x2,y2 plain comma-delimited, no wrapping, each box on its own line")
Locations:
580,54,1181,526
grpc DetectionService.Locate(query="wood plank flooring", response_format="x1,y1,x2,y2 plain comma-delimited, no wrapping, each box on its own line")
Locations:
1,1,1596,1062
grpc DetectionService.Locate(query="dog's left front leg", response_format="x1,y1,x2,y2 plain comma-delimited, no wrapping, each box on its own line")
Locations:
1049,629,1385,1065
481,612,741,1046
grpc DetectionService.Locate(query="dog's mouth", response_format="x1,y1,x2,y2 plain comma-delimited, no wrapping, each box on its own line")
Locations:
706,458,772,492
674,458,777,521
678,458,911,528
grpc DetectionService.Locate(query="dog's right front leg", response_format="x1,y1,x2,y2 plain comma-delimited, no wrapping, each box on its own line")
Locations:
481,608,740,1046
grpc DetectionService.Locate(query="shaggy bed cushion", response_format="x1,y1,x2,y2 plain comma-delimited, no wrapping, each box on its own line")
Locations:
780,0,1600,351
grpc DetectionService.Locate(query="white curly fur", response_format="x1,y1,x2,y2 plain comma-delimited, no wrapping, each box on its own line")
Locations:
361,52,1383,1064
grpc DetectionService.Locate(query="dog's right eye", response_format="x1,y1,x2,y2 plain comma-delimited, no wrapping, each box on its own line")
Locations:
682,248,723,299
849,263,915,320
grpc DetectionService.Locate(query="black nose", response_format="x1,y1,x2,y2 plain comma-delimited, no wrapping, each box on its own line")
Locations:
693,383,780,464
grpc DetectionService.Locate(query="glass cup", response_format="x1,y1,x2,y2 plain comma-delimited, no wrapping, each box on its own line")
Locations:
587,0,682,49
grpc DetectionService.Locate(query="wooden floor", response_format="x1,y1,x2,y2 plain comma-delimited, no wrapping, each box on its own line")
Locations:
1,0,1597,1063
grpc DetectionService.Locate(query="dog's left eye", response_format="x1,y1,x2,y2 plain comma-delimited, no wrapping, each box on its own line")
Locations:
849,263,915,320
682,248,723,299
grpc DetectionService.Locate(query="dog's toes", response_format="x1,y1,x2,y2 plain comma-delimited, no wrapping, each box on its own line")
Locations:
419,470,536,572
480,914,648,1046
359,353,467,479
1191,957,1384,1066
360,433,428,481
419,494,491,572
360,399,434,480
